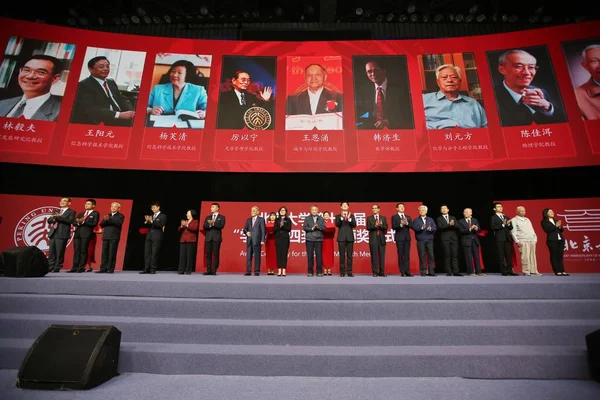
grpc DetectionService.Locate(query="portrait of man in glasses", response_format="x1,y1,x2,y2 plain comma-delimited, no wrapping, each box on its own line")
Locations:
490,48,566,127
0,54,63,121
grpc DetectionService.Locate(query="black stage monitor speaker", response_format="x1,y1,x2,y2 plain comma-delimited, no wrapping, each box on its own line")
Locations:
16,325,121,390
587,328,600,382
0,246,49,277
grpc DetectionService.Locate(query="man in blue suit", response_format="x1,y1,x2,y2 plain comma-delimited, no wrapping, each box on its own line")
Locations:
243,206,266,276
411,205,437,276
493,49,566,127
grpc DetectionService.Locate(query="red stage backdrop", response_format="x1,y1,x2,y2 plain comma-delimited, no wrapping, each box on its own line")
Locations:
497,197,600,273
197,201,422,274
0,194,133,271
0,18,598,173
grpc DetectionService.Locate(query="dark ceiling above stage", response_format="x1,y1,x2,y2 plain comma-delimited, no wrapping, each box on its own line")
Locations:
2,0,596,27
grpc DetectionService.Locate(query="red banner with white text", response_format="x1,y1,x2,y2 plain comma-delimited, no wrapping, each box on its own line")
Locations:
497,197,600,273
0,18,598,173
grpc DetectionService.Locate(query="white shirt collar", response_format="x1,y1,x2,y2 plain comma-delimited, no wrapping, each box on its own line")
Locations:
92,75,108,87
374,78,388,92
307,87,324,115
10,92,52,119
234,89,245,105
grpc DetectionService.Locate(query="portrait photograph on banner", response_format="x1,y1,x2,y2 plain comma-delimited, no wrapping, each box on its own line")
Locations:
285,56,343,131
486,45,575,159
69,46,146,127
352,55,414,130
145,53,212,129
561,38,600,154
0,36,75,122
418,52,493,161
216,56,276,130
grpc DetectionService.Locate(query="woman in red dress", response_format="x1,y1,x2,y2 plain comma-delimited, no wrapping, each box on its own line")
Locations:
322,211,336,276
84,225,102,272
265,212,277,275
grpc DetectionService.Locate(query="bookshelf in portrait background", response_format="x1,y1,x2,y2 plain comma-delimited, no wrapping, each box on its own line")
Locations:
418,52,483,105
0,36,75,98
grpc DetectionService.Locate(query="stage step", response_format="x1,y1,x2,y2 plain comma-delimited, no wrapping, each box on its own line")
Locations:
0,313,597,347
1,273,599,300
0,338,590,379
2,294,600,321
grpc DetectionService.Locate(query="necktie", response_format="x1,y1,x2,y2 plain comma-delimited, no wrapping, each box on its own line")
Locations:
212,214,216,221
103,80,121,111
153,213,157,221
467,219,471,228
376,86,385,120
9,100,26,118
252,217,256,227
84,211,89,219
376,215,380,235
445,215,449,223
240,92,246,106
53,209,64,229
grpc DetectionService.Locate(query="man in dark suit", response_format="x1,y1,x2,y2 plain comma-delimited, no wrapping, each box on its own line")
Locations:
493,49,566,127
98,202,125,273
391,202,413,277
334,202,357,277
0,55,63,121
141,201,167,274
286,64,343,116
70,56,135,126
243,206,266,276
355,59,413,130
411,205,437,276
216,70,273,129
47,197,76,273
303,205,326,276
457,208,485,276
367,204,388,277
436,205,462,276
490,203,518,276
69,199,100,273
203,202,226,275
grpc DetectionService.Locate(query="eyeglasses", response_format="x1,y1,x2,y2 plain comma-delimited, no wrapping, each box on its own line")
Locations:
510,63,539,73
19,67,50,77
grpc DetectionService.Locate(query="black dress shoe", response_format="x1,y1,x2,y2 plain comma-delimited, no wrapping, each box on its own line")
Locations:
177,272,184,275
254,273,260,276
446,273,453,276
96,270,107,274
406,273,413,277
203,272,212,276
508,272,518,276
379,273,387,277
139,271,150,274
185,272,191,275
453,273,464,277
77,269,84,273
420,273,427,276
372,273,378,277
150,271,156,274
347,273,354,277
340,273,346,277
108,271,114,274
428,273,437,277
244,273,251,276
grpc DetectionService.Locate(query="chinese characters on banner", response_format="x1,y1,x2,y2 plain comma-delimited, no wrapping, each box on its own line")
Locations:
0,194,133,271
197,201,422,274
357,130,418,162
140,128,202,160
285,131,346,162
0,118,54,154
428,128,493,161
501,124,576,159
214,130,274,161
63,125,131,159
498,198,600,273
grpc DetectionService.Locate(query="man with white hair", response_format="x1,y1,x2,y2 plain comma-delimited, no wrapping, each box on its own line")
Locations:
422,64,487,129
511,206,541,276
98,202,125,274
574,44,600,120
411,205,437,276
493,49,565,126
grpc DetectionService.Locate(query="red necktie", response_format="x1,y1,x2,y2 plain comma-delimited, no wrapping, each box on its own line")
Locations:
84,211,90,218
103,81,121,111
376,86,385,121
103,81,111,96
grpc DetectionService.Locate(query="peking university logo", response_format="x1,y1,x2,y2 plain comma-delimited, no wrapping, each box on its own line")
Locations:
244,106,272,130
14,206,74,254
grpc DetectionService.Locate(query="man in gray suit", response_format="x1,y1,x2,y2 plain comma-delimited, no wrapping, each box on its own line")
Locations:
243,206,266,276
0,55,63,121
303,205,326,277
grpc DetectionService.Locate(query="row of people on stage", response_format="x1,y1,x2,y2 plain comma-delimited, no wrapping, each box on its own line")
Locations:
45,198,124,274
43,198,569,277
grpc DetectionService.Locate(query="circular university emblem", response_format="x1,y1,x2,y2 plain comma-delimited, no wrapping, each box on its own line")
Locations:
244,106,272,130
14,206,74,254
